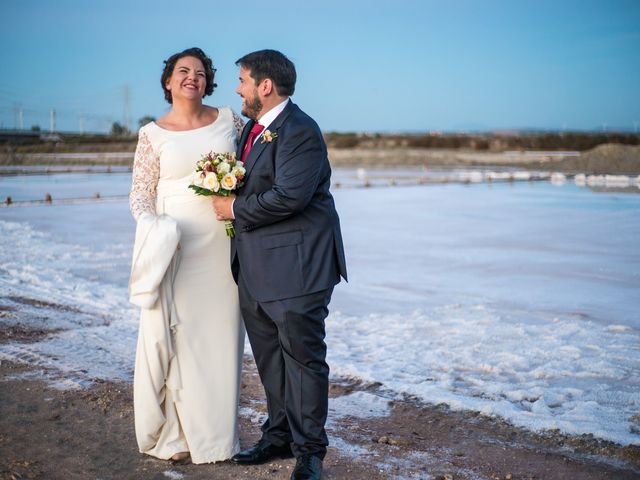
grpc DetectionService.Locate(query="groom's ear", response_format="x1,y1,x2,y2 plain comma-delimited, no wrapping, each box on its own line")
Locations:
259,78,274,96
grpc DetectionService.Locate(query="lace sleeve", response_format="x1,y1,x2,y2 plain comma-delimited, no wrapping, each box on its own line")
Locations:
129,129,159,220
231,109,245,143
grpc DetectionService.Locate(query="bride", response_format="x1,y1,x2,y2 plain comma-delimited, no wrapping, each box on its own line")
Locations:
129,47,245,464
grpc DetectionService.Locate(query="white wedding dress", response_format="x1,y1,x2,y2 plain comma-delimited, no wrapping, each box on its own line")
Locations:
129,106,245,464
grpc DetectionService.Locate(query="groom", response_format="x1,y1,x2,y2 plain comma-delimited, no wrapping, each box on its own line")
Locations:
212,50,347,480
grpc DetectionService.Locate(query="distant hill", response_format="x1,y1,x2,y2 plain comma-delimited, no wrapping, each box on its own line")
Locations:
323,131,639,151
1,131,639,174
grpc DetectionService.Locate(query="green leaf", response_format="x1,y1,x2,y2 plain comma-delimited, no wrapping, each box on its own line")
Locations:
188,185,215,196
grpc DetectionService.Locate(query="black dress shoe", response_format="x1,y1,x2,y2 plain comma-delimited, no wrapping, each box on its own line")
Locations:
291,454,323,480
231,439,294,465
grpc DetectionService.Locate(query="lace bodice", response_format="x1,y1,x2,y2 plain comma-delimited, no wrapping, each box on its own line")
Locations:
130,107,245,220
231,110,244,139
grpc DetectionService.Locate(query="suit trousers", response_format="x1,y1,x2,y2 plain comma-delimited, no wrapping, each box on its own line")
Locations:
238,269,333,459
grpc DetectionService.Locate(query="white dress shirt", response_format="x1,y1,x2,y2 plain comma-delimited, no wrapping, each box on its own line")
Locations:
257,98,290,133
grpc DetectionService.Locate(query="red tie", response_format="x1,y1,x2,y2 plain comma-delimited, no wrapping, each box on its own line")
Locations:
241,123,265,162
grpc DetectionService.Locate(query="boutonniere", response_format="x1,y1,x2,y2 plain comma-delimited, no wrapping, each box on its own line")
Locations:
261,130,278,144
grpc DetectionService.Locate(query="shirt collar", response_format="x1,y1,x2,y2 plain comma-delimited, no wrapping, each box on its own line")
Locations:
257,98,290,130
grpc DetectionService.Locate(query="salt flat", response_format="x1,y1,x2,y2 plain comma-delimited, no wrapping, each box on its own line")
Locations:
1,172,639,446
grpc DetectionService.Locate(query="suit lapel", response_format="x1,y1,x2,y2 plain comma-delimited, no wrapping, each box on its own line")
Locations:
243,102,297,178
243,135,268,174
237,119,254,159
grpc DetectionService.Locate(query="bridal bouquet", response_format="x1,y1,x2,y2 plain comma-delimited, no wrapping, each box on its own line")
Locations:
188,151,246,237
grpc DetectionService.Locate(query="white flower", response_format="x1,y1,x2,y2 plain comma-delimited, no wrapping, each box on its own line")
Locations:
221,173,237,190
231,165,246,177
203,172,220,192
192,172,205,187
217,162,231,175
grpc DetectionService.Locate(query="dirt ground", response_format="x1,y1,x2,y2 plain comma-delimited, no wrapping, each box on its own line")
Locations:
1,352,639,480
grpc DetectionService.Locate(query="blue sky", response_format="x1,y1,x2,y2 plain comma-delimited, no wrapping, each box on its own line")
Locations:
1,0,639,133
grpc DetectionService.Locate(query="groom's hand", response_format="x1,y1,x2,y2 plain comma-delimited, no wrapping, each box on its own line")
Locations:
212,195,235,221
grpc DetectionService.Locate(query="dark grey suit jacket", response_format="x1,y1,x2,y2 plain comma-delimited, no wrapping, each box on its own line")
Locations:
231,101,347,302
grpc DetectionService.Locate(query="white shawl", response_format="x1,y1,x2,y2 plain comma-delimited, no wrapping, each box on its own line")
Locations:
129,212,184,450
129,212,181,308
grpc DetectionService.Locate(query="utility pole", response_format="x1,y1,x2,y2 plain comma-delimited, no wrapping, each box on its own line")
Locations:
123,85,131,132
14,104,24,130
50,108,56,133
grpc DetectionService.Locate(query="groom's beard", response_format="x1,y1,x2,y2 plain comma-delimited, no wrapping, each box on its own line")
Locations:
241,94,263,120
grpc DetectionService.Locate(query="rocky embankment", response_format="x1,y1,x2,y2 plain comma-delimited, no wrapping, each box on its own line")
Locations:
327,143,640,174
535,144,640,174
2,142,639,175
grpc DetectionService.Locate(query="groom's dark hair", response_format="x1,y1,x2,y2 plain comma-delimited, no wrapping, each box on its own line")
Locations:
236,50,296,96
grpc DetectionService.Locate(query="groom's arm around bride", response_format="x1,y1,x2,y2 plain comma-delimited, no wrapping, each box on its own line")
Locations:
213,49,346,480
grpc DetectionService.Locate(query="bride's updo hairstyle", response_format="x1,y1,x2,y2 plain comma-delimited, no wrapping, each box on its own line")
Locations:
161,47,217,104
